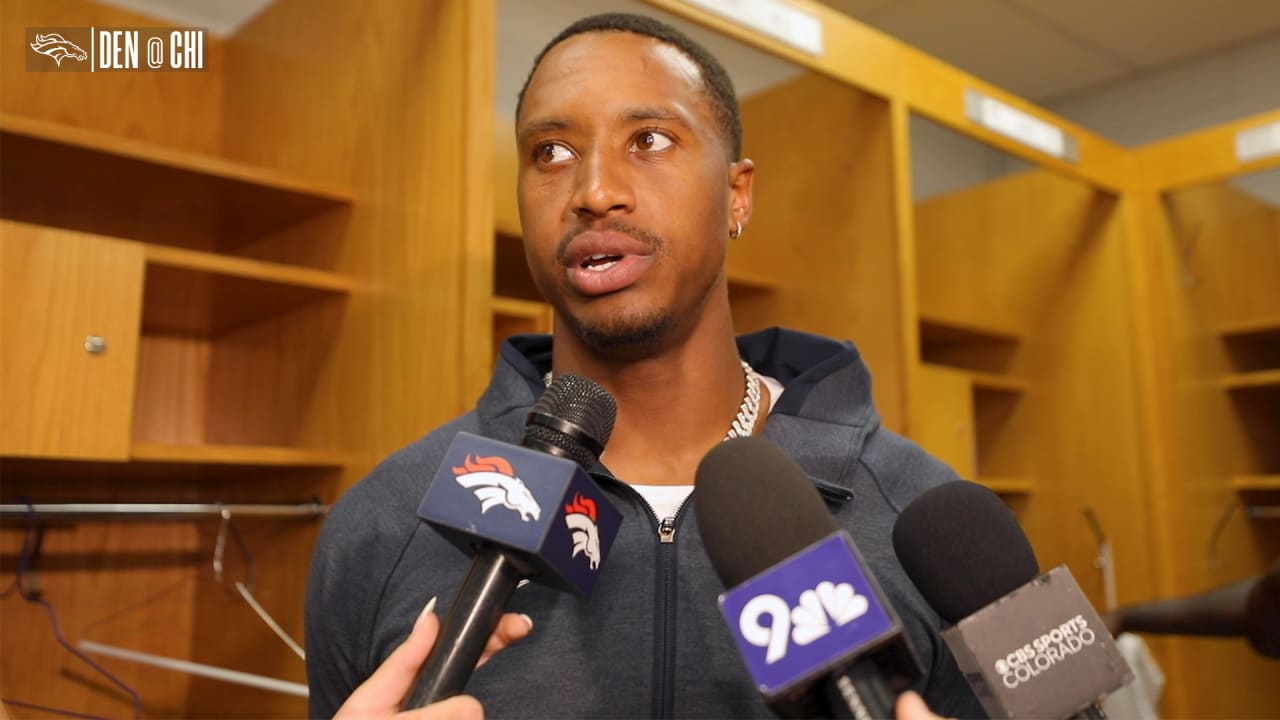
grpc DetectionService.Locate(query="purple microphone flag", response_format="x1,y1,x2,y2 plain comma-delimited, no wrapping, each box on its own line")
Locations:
718,532,899,695
721,530,901,691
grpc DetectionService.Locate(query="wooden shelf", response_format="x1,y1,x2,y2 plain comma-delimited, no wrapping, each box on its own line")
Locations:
1220,369,1280,391
141,246,355,336
1231,475,1280,492
919,312,1023,345
495,216,522,239
727,267,779,293
491,296,549,320
919,363,1029,394
0,113,355,248
130,443,346,468
1219,316,1280,341
970,370,1029,394
976,477,1034,494
919,314,1022,375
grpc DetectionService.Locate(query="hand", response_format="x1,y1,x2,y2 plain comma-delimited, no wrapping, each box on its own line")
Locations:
896,691,951,720
335,598,534,719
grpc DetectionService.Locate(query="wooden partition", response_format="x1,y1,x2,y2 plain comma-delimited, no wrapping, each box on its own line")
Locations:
911,168,1158,609
732,72,906,429
1,0,492,715
1129,115,1280,717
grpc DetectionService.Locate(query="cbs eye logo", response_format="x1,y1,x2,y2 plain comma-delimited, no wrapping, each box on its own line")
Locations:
739,581,869,663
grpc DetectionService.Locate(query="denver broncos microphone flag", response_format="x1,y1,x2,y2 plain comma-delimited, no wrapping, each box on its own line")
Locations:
405,375,621,709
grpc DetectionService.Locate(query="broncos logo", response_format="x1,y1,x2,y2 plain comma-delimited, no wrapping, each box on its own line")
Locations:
452,454,541,522
30,33,88,67
564,493,602,570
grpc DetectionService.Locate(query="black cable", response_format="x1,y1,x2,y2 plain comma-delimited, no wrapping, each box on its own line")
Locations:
1,499,143,719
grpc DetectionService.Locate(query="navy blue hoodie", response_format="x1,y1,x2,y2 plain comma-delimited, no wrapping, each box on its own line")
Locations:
306,328,986,718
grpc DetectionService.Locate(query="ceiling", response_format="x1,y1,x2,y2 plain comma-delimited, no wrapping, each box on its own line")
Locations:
97,0,1280,205
105,0,1280,105
821,0,1280,102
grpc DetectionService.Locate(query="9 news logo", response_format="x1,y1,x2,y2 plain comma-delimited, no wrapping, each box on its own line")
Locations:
739,580,870,664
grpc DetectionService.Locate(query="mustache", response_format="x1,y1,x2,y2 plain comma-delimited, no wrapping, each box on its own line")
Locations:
555,220,665,263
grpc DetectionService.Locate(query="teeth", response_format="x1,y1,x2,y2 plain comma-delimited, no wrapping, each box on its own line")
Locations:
581,253,621,271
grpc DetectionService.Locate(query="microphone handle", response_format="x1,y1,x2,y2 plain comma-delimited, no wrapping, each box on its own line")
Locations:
402,549,524,708
820,659,897,720
1069,704,1107,720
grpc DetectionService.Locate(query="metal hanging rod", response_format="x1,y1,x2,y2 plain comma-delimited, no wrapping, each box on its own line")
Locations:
1245,505,1280,520
0,502,328,520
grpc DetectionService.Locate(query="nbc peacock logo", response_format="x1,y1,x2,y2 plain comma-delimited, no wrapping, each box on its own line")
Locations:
739,581,871,664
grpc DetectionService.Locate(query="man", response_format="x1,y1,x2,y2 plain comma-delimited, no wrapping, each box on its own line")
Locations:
307,12,985,718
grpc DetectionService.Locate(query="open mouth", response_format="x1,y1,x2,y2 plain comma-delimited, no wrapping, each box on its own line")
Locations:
581,253,623,272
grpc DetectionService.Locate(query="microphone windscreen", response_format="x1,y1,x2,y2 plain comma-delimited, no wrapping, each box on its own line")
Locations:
524,374,616,469
695,436,838,589
1246,562,1280,658
892,481,1039,623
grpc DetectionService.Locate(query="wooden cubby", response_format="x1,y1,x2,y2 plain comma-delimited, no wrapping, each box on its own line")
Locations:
909,145,1153,608
2,0,494,715
1133,116,1280,717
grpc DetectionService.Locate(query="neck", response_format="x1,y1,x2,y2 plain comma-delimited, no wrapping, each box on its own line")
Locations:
549,298,748,486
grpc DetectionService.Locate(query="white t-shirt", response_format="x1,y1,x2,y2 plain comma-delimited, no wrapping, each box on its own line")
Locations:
630,373,784,520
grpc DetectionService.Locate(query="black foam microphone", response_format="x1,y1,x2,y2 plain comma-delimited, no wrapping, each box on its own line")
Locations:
696,437,921,719
404,374,621,709
893,481,1133,719
1245,562,1280,658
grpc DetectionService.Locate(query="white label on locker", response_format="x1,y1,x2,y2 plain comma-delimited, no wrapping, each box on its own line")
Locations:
1235,121,1280,163
683,0,824,56
964,89,1077,162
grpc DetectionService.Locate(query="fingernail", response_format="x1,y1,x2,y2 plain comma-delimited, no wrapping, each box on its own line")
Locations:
417,596,438,625
519,613,534,631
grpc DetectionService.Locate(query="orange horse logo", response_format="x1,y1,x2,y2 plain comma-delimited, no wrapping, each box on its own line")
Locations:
452,454,542,522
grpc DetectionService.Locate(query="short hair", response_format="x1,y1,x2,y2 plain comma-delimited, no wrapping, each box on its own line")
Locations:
515,12,743,161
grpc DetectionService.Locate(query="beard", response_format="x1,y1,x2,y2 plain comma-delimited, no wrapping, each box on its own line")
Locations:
564,305,675,350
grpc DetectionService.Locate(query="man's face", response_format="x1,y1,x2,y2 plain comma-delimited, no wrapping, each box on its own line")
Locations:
516,31,750,350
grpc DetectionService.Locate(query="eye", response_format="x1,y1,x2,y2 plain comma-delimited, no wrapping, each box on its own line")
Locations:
535,142,574,166
633,130,674,153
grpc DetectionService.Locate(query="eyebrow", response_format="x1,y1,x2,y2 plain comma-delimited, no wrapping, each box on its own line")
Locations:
620,107,688,126
518,118,572,146
517,107,692,146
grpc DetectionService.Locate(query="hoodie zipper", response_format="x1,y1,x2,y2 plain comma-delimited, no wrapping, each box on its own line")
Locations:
653,494,690,719
592,471,685,719
590,470,844,719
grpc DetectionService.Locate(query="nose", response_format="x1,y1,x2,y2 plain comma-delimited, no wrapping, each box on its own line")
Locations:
570,149,634,219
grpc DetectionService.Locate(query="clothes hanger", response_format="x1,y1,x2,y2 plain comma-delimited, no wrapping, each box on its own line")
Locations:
76,505,307,697
1083,505,1117,612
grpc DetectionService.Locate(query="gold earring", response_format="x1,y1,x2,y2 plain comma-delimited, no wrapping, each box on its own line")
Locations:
729,221,742,239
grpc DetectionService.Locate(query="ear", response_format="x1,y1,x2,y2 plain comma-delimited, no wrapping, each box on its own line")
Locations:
727,158,755,233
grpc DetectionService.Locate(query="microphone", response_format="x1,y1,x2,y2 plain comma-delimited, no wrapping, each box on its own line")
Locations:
892,481,1133,719
1104,559,1280,659
1246,562,1280,658
403,374,623,708
695,436,921,719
